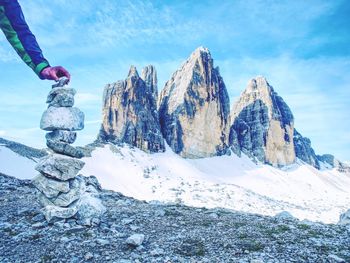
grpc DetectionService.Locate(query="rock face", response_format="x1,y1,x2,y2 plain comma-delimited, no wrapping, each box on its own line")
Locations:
230,77,295,166
99,65,165,153
293,131,350,172
317,154,350,173
33,77,105,223
158,47,230,158
293,129,320,169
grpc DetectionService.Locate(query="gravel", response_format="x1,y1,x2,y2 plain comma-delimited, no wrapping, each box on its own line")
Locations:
0,172,349,263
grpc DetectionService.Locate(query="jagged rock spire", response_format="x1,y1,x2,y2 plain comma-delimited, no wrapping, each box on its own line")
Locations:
230,76,295,166
99,66,165,153
158,46,230,158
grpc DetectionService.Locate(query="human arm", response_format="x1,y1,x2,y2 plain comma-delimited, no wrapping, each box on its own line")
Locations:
0,0,70,81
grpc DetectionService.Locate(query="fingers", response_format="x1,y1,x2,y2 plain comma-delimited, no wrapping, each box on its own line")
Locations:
41,66,71,82
49,69,59,81
53,66,71,82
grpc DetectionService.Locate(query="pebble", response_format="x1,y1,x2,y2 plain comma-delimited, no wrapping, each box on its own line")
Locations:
96,238,110,246
84,252,94,260
125,234,145,247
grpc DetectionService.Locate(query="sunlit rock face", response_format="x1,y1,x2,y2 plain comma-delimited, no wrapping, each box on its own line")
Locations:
158,47,230,158
230,77,295,166
99,65,165,153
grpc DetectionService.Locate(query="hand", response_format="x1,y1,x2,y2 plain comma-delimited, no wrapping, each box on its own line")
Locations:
40,66,71,82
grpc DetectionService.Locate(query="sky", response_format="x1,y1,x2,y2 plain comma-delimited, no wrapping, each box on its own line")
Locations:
0,0,349,161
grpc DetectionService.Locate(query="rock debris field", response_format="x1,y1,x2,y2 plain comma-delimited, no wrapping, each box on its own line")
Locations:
0,173,349,263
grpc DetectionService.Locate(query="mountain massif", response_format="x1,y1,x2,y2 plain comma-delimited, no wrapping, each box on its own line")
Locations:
98,47,347,171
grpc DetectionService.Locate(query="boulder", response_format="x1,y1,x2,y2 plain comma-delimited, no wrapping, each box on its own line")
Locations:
125,234,145,246
76,192,106,226
40,107,84,131
338,209,350,225
46,139,84,158
99,65,165,153
230,76,295,166
158,47,230,158
32,174,70,199
45,130,77,144
35,154,85,181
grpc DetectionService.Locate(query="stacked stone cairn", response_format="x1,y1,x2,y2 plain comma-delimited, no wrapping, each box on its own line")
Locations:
32,77,105,225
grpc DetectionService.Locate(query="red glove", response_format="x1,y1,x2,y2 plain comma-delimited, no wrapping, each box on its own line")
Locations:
40,66,71,82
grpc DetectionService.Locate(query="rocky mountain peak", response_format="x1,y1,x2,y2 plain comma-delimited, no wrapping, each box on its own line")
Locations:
127,65,139,78
245,76,271,93
99,66,165,153
230,77,295,166
159,47,230,158
141,65,158,102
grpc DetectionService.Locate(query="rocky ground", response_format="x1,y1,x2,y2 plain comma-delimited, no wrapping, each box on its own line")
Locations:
0,172,349,263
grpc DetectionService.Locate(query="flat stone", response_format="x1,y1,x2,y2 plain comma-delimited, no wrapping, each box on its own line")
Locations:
48,94,74,107
40,107,84,131
42,204,79,222
52,177,86,207
52,77,69,88
32,174,70,199
35,154,85,181
47,87,75,107
46,139,84,158
45,130,77,144
36,191,54,207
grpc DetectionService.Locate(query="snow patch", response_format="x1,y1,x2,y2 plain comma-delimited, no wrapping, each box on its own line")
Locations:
81,144,350,224
0,146,37,179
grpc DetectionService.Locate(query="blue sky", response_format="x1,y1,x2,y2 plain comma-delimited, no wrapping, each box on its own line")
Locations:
0,0,349,161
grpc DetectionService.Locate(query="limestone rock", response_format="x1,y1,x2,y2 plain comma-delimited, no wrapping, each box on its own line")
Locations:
293,129,320,169
32,174,70,199
46,139,84,158
40,107,84,131
35,154,85,181
36,191,55,207
76,192,106,226
52,176,86,207
47,86,76,107
52,76,69,88
317,154,350,173
230,77,295,166
125,234,145,246
338,209,350,225
274,211,295,220
42,204,79,222
158,47,230,158
45,130,77,144
99,65,165,153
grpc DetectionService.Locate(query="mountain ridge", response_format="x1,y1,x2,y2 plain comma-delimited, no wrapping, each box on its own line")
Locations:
98,46,348,171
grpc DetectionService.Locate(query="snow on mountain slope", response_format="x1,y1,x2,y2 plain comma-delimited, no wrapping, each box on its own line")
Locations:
81,144,350,224
0,145,37,179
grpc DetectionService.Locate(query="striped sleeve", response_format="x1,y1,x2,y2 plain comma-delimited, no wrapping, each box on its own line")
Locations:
0,0,50,78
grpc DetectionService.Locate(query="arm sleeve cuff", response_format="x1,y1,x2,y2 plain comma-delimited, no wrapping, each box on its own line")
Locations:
35,61,50,78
